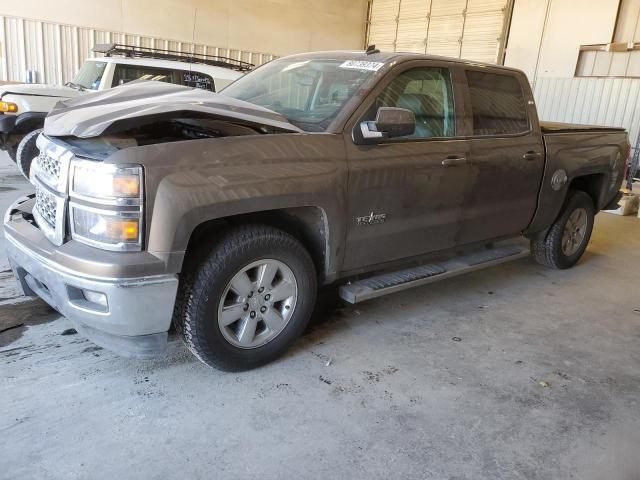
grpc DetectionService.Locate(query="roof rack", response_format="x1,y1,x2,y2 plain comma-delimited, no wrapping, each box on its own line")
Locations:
92,43,254,72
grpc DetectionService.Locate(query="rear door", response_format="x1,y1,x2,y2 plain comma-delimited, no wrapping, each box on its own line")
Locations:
342,62,471,272
457,68,545,245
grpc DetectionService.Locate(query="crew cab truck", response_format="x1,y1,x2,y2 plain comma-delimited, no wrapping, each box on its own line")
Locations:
4,50,627,371
0,43,250,177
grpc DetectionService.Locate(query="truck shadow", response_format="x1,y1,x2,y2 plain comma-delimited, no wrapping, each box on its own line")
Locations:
304,285,348,336
0,300,58,347
298,257,546,347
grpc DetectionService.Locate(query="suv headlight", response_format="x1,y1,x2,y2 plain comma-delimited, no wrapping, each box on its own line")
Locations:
69,160,143,251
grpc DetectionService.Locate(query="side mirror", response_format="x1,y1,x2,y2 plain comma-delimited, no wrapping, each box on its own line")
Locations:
358,107,415,143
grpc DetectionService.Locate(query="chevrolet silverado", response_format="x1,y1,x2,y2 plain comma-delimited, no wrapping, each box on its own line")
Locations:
4,50,628,371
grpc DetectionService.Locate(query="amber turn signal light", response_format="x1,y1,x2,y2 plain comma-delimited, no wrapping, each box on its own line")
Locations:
0,102,18,113
105,219,139,242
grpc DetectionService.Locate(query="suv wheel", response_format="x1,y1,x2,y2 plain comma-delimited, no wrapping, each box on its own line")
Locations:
174,224,317,371
531,190,595,269
6,144,17,162
16,128,42,179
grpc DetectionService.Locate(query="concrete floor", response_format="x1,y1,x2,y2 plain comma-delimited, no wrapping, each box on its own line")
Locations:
1,152,640,480
0,154,34,303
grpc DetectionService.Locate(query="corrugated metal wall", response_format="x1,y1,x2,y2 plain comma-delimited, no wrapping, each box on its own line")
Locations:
534,76,640,147
0,15,277,84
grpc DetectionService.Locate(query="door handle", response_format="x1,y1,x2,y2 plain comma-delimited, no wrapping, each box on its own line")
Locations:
523,151,542,161
442,156,467,167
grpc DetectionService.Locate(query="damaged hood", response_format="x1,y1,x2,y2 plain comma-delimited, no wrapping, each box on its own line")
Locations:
44,81,303,138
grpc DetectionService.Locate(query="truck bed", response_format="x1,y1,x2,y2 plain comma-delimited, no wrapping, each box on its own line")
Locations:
540,121,625,134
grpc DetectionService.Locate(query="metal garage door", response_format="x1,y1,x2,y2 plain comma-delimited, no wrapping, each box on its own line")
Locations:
367,0,513,64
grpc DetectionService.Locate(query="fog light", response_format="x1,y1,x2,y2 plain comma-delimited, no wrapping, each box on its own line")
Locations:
82,289,108,308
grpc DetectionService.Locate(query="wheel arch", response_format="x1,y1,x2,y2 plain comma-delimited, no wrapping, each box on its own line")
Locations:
13,112,46,134
182,206,331,283
526,171,611,239
567,173,607,209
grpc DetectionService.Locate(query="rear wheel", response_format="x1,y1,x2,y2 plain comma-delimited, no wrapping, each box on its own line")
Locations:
16,128,42,179
531,190,595,269
174,224,317,371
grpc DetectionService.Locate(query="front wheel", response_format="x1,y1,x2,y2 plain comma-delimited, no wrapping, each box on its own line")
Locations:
531,190,595,269
16,128,42,179
174,224,317,371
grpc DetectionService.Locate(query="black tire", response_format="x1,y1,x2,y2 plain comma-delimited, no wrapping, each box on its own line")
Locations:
531,190,595,269
16,128,42,179
174,224,317,371
6,144,17,162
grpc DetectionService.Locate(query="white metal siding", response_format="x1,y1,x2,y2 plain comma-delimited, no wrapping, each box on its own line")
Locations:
534,76,640,147
0,15,277,84
367,0,510,63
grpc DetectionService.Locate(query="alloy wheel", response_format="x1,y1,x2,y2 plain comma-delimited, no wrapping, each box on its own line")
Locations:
217,259,298,349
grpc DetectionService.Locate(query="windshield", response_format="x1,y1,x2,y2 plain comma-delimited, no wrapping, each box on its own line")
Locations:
222,58,381,131
72,61,107,90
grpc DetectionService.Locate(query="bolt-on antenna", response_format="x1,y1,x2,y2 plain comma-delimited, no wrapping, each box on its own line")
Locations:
366,45,380,55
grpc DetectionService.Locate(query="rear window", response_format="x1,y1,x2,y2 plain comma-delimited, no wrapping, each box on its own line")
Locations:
112,65,215,91
466,71,529,136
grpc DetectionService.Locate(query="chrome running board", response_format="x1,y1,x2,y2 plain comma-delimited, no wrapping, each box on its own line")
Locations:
338,240,530,304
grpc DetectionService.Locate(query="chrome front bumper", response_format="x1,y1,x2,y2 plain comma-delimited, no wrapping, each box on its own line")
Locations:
4,195,179,358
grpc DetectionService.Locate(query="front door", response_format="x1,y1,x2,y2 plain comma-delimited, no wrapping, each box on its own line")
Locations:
342,64,471,272
457,68,545,245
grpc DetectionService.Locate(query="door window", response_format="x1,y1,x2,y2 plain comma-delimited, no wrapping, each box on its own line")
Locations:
112,65,215,91
370,67,456,138
465,71,529,136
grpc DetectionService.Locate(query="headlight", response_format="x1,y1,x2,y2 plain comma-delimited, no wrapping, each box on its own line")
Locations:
72,161,142,202
69,160,143,251
0,101,18,113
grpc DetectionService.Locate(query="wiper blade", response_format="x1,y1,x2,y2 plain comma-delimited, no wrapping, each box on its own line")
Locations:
64,81,85,91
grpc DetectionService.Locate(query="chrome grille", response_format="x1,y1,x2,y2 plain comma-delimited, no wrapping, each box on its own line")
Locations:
34,184,57,228
31,134,73,246
36,150,62,180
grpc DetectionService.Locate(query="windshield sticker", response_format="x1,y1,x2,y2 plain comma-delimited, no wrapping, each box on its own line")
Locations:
339,60,385,72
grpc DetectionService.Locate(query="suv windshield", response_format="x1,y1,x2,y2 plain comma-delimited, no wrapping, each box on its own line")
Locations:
222,58,381,131
72,61,107,90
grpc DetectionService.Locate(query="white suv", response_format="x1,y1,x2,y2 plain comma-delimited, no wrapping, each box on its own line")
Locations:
0,43,251,176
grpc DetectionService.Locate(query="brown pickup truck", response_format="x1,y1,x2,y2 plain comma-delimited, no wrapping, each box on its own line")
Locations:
4,50,628,371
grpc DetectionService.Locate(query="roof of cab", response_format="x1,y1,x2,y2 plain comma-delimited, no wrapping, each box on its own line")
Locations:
276,50,525,75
